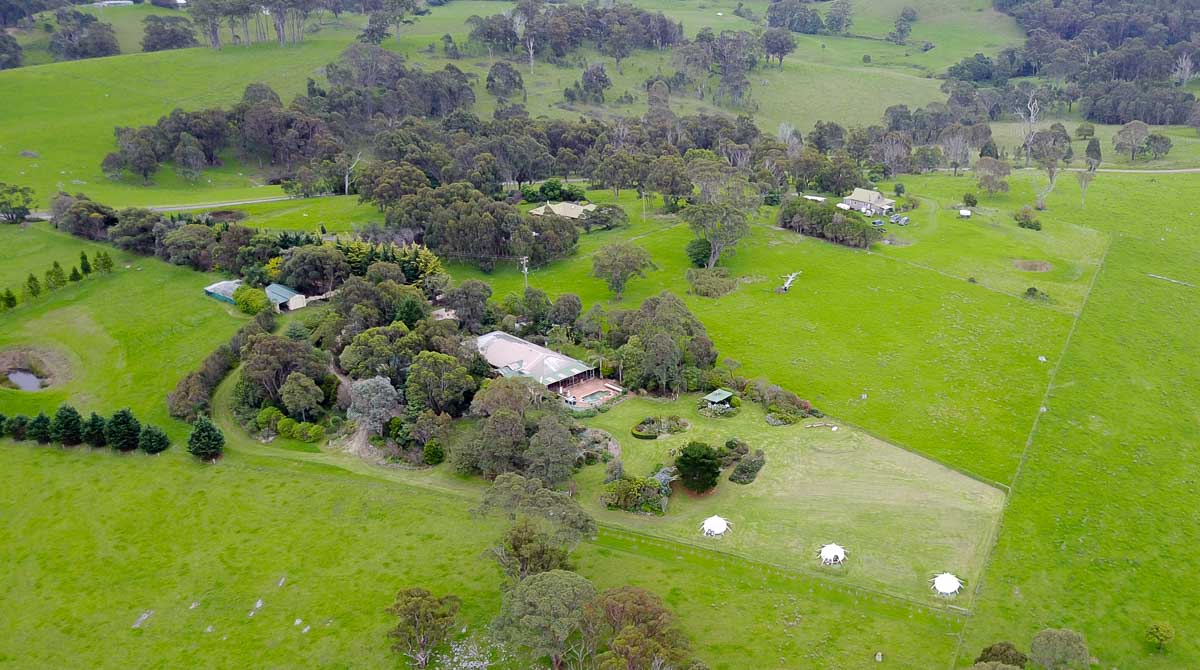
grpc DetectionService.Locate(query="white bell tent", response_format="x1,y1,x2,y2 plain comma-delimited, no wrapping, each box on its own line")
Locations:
700,516,730,537
818,543,847,565
930,572,964,596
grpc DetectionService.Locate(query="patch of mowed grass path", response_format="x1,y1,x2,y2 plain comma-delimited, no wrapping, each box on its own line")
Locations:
0,223,247,424
577,396,1005,605
455,188,1071,485
960,174,1200,667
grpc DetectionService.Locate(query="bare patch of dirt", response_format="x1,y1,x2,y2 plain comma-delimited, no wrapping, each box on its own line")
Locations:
0,347,72,389
1014,260,1053,272
882,235,913,247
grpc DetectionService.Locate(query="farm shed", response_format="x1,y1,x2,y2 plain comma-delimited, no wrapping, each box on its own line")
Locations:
528,202,598,220
204,279,242,305
476,331,594,392
265,283,307,312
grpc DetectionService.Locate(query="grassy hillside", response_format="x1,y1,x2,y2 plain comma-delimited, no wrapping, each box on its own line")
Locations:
0,0,1028,208
14,4,181,65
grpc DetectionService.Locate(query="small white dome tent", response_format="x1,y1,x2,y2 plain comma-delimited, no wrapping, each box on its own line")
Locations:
818,543,847,565
930,573,964,596
700,516,730,537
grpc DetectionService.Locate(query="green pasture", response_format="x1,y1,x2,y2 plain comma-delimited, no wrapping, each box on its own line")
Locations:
0,223,246,421
4,169,1200,668
0,442,963,669
959,173,1200,667
577,396,1005,604
0,225,962,669
454,185,1083,486
14,3,180,65
203,195,382,234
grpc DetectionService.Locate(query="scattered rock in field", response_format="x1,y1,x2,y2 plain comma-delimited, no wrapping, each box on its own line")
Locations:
294,619,302,626
189,601,200,610
205,625,214,634
302,625,310,634
277,576,286,588
860,393,867,400
132,610,154,629
255,599,264,609
1038,355,1047,362
19,150,39,158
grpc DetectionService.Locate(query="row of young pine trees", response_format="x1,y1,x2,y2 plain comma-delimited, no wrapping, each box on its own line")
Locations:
0,250,116,312
0,404,225,461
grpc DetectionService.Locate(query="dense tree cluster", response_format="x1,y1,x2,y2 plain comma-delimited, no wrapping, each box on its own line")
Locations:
945,0,1200,124
48,10,120,61
777,198,882,249
466,1,682,72
2,404,171,455
452,377,579,482
169,310,277,421
189,0,326,49
0,31,21,70
141,15,199,52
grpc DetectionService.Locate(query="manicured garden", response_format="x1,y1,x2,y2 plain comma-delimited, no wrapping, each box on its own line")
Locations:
577,396,1004,604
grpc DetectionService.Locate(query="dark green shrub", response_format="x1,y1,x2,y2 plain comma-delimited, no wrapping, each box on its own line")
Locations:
138,425,171,454
28,412,52,444
423,439,445,465
685,238,712,268
675,441,721,493
729,449,766,484
1015,206,1041,230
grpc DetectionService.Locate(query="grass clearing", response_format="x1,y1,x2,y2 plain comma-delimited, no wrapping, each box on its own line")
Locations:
960,173,1200,667
577,396,1005,604
5,167,1200,667
0,223,246,422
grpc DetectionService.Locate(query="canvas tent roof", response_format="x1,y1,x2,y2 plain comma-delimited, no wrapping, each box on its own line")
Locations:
204,279,242,300
265,283,300,305
476,331,592,387
818,543,847,565
529,202,598,219
930,573,963,596
703,389,733,403
700,516,730,536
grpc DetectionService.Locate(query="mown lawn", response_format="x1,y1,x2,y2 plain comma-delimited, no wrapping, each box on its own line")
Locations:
576,396,1005,604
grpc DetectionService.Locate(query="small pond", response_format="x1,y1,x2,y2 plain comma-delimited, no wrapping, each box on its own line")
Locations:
7,370,43,391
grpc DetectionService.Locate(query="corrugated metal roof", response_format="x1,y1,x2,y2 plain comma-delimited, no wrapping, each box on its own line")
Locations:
265,283,299,304
476,331,592,387
703,389,733,403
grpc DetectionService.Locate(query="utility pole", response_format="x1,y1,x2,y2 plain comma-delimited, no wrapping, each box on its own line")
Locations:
520,256,530,289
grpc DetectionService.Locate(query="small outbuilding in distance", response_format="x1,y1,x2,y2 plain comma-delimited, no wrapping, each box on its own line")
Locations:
266,283,307,312
959,209,973,218
204,279,242,305
702,388,734,408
